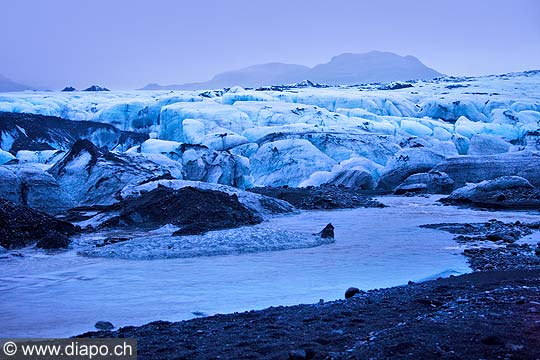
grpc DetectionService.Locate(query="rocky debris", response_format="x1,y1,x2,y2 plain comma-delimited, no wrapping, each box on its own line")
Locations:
432,151,540,188
94,321,114,331
344,287,361,299
464,245,540,271
0,199,79,249
394,171,455,195
99,186,262,235
119,179,295,219
0,112,147,154
83,85,110,92
317,223,335,239
440,176,540,209
421,219,535,244
249,185,385,210
423,219,540,272
61,86,77,92
81,270,540,360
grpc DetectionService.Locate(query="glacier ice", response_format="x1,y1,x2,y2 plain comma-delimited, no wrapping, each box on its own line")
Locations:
79,226,334,260
0,164,75,214
0,148,15,165
0,70,539,193
377,148,446,191
251,139,336,186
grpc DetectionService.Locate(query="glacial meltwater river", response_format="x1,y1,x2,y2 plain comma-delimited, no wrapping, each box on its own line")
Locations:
2,196,540,338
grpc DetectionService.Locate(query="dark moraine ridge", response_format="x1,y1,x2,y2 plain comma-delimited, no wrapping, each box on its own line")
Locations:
99,186,262,235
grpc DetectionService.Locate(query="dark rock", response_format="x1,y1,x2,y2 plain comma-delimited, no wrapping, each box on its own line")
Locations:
35,231,70,249
61,86,77,92
345,287,360,299
288,349,307,360
100,186,262,235
481,335,504,346
94,321,114,331
318,223,334,239
0,198,79,249
83,85,110,92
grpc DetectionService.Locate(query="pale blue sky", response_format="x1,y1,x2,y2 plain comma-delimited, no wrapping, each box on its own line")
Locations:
2,0,539,89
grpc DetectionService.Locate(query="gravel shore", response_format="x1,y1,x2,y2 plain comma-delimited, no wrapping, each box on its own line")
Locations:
81,216,540,359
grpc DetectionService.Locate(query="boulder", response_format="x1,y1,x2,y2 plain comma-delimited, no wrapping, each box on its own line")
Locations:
317,223,335,239
345,287,361,299
94,321,114,331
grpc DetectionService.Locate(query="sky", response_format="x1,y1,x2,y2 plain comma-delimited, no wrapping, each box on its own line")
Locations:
1,0,539,90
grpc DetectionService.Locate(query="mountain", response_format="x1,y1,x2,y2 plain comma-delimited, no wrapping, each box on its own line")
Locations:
0,74,32,92
307,51,442,85
141,63,310,90
141,51,443,90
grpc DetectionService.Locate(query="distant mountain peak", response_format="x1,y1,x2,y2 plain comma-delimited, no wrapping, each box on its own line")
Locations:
0,74,33,92
141,51,444,90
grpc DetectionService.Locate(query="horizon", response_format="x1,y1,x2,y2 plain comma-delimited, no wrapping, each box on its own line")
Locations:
2,0,539,90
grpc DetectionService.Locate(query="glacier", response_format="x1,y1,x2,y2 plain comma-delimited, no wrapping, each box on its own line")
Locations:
0,70,539,192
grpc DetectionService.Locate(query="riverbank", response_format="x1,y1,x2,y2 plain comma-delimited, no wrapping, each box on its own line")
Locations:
82,267,540,359
80,213,540,359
